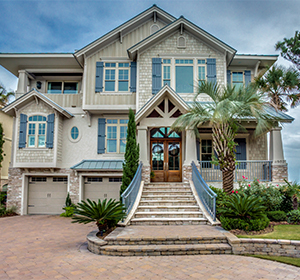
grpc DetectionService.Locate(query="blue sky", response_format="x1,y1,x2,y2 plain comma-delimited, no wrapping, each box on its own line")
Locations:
0,0,299,181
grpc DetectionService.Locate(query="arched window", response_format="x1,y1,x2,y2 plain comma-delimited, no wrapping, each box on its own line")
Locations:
28,115,47,148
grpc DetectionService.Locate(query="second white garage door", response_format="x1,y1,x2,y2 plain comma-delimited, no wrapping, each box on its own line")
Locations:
84,177,121,202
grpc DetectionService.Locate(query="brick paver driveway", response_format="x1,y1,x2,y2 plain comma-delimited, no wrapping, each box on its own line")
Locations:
0,216,299,280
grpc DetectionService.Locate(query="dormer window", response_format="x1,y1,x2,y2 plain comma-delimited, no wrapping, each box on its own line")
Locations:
47,82,78,94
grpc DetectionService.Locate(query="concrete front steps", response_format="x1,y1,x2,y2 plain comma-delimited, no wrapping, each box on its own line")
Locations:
130,183,208,225
87,226,233,256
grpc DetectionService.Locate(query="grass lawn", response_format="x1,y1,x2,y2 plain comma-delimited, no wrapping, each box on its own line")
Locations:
249,255,300,268
237,225,300,240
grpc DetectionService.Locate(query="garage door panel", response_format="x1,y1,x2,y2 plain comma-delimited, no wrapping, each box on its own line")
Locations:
84,177,121,202
28,177,67,215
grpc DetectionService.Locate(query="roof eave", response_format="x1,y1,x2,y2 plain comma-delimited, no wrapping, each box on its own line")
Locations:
74,5,176,59
128,17,236,61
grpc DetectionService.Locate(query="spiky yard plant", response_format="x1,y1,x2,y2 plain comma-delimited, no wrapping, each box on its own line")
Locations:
72,199,126,232
172,82,276,194
219,193,267,220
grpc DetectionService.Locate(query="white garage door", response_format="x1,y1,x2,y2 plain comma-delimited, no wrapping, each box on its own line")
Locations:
28,176,68,214
84,177,121,202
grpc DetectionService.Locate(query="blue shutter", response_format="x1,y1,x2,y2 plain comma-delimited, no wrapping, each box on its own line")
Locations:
46,114,55,149
235,138,246,169
196,139,200,161
206,58,216,83
130,62,137,92
227,70,231,86
244,70,251,86
98,118,106,154
95,62,104,92
152,58,162,94
19,114,27,148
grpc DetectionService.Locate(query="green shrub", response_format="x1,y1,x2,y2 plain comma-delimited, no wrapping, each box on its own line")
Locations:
219,193,266,220
238,180,283,211
279,192,293,213
0,205,17,217
210,186,229,218
60,206,75,217
72,198,126,232
287,210,300,224
280,181,300,211
220,215,270,231
266,210,287,222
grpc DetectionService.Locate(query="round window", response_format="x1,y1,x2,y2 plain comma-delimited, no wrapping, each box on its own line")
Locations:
71,126,79,140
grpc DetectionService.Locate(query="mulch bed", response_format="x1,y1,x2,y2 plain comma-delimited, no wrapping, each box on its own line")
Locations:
0,213,18,218
96,226,116,239
229,221,290,236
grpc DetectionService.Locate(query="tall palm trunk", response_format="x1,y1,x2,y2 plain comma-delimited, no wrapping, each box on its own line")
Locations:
212,123,236,194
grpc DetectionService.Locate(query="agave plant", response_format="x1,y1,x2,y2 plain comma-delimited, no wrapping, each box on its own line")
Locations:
72,198,126,231
219,193,266,220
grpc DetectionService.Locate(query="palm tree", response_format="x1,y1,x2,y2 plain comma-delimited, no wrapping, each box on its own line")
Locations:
0,84,14,107
172,82,276,194
255,65,300,111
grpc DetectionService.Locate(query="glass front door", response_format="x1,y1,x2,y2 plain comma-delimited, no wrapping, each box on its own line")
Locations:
150,128,182,182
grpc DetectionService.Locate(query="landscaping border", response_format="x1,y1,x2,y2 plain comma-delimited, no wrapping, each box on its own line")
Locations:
224,232,300,258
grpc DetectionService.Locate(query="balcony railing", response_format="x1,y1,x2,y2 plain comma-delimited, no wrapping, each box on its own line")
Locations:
199,160,272,182
121,162,143,215
192,161,217,221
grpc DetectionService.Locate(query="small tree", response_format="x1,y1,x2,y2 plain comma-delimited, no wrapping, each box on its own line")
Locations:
276,31,300,71
0,84,14,106
120,109,139,195
255,65,300,111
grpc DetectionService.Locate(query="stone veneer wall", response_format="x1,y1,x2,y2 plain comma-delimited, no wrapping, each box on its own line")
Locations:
227,234,300,258
182,165,192,183
138,30,225,108
142,166,150,183
272,165,288,182
15,101,55,163
248,133,267,160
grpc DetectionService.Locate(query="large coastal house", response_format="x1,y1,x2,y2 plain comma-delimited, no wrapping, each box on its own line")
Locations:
0,5,293,217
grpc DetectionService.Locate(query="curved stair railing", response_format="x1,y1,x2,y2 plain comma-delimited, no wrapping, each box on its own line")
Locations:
191,161,217,221
121,162,143,215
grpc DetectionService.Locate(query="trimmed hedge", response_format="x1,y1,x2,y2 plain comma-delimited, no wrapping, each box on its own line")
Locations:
266,211,287,222
287,210,300,224
220,215,270,231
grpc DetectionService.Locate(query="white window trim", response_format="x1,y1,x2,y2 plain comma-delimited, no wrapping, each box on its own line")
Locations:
103,62,131,93
27,115,47,148
68,126,82,143
47,81,79,94
105,118,128,154
162,58,209,94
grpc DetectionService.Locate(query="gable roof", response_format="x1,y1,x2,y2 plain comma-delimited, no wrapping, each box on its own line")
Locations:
135,85,190,123
74,5,176,60
2,89,74,118
127,16,236,63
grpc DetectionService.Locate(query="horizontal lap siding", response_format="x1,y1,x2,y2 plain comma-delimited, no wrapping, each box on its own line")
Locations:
85,19,167,106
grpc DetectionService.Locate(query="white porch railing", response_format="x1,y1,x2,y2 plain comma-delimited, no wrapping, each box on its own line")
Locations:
199,160,272,182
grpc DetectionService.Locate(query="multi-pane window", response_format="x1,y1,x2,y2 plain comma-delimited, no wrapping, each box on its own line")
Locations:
162,59,171,86
106,119,128,153
104,63,130,92
175,59,194,93
27,115,47,148
71,126,79,140
198,60,206,86
232,72,244,90
47,82,78,94
201,139,212,161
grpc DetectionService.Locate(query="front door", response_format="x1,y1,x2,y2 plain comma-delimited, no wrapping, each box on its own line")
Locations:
150,128,182,182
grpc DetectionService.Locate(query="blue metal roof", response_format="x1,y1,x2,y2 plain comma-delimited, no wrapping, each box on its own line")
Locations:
71,160,124,170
